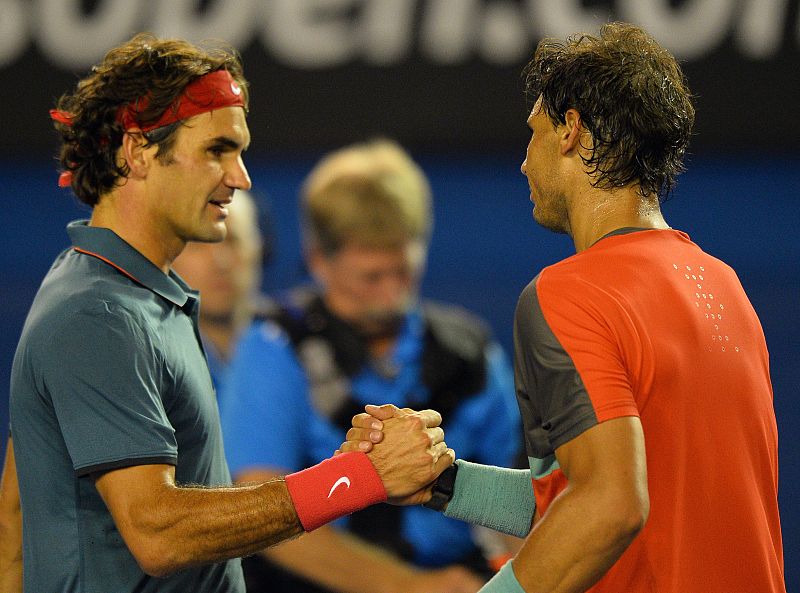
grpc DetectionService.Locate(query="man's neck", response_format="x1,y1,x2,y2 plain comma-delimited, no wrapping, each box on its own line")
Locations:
90,193,183,273
568,186,669,252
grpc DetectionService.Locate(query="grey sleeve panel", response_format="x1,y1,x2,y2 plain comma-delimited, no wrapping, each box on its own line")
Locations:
443,459,535,538
513,277,599,458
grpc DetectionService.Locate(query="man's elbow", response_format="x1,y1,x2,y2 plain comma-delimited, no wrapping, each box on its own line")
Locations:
128,538,182,578
137,557,173,579
120,507,184,577
613,492,650,542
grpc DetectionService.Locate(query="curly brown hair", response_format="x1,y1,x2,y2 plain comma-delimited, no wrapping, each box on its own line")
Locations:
52,33,249,206
523,22,694,199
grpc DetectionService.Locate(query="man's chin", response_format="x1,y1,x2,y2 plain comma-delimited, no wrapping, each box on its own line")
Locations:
188,226,226,244
533,210,569,235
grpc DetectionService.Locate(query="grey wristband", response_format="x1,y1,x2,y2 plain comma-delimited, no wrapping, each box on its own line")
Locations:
443,459,535,538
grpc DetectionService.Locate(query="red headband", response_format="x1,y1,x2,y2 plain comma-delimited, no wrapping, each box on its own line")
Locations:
116,69,245,132
50,69,245,187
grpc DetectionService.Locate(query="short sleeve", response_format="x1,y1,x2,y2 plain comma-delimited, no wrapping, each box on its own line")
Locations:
515,273,639,453
40,302,177,476
220,321,310,476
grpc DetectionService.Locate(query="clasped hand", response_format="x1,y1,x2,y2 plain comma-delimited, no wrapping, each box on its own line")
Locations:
337,404,454,506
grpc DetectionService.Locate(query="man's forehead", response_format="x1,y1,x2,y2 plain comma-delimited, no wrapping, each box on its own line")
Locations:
182,107,250,142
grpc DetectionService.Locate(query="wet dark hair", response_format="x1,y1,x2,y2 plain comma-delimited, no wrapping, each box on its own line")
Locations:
523,22,694,199
52,33,249,206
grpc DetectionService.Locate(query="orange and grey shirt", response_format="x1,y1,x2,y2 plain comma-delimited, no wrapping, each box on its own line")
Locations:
513,228,784,592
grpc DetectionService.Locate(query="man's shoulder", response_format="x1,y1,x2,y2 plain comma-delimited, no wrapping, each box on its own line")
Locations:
24,265,156,351
515,265,605,331
41,247,158,310
533,249,617,302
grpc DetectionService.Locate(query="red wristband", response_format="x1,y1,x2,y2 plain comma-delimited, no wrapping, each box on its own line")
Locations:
285,452,388,532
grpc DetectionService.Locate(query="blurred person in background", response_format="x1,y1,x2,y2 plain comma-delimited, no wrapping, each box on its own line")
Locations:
3,34,454,593
172,189,269,390
220,139,522,593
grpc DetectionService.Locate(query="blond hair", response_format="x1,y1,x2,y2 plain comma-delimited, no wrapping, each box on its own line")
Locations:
302,140,432,255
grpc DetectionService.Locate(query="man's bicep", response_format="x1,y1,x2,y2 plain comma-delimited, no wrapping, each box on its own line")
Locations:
555,416,649,508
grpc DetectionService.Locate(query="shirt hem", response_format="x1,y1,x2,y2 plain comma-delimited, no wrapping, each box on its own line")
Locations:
75,455,177,477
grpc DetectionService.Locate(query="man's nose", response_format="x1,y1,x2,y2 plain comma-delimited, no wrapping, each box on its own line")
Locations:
226,156,252,191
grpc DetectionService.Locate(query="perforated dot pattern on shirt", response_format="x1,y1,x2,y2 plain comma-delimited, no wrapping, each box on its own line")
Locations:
674,263,739,353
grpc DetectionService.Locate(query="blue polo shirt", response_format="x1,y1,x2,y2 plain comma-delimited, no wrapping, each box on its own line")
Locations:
10,221,244,593
220,305,520,566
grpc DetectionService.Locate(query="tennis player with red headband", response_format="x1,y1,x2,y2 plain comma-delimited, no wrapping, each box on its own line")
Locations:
0,34,454,593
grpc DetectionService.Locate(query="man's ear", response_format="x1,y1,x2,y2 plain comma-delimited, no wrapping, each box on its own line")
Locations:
560,109,584,156
120,130,150,179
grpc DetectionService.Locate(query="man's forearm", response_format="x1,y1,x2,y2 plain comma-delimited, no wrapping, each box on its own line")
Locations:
156,479,303,568
0,437,23,593
509,481,644,593
505,418,649,593
97,450,396,577
96,465,304,577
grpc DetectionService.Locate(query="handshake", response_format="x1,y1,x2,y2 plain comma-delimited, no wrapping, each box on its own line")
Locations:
335,403,454,506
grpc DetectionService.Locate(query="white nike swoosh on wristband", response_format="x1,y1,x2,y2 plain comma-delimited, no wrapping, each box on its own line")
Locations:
327,476,351,498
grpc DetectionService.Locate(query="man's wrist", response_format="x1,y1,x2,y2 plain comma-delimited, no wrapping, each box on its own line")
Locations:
285,452,388,531
423,463,458,511
442,460,535,538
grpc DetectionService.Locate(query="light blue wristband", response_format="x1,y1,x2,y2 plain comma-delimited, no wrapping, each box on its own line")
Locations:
443,459,535,538
479,559,527,593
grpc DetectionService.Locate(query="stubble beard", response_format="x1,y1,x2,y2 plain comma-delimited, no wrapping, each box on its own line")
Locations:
533,193,570,235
